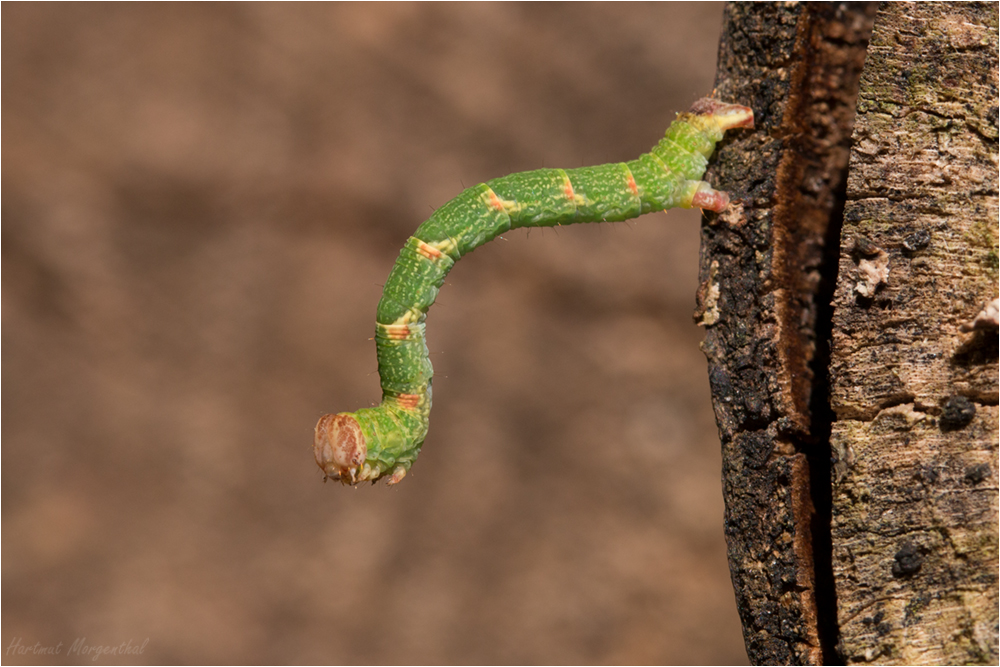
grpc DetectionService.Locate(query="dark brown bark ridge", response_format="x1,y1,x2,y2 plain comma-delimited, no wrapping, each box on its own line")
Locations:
697,3,877,664
703,2,999,664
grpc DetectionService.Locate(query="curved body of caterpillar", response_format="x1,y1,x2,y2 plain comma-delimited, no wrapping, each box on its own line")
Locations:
315,98,754,485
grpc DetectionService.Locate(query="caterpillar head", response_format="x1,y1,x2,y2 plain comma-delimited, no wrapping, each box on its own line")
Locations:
314,413,410,486
314,413,367,484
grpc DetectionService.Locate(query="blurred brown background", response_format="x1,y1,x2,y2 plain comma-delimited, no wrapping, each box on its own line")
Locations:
3,4,747,664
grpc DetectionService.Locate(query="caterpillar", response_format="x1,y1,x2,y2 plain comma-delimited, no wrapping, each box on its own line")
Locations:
315,97,754,486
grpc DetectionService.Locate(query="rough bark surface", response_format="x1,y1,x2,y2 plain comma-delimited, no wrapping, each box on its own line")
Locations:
829,3,1000,664
698,3,877,664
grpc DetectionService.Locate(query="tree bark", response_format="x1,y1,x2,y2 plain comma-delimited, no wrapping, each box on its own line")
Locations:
702,2,999,664
829,2,999,664
698,4,878,663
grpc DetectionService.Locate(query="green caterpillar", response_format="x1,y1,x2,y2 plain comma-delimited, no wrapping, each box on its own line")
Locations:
315,98,754,485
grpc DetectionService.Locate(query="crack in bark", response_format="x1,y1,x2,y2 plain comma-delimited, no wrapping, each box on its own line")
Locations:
702,3,878,664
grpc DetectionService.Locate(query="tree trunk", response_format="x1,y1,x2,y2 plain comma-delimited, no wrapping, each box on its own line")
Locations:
700,2,998,664
828,2,999,664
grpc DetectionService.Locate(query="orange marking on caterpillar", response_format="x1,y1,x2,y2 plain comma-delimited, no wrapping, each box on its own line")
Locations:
395,393,421,410
416,240,443,260
487,190,506,212
626,172,639,197
562,175,576,202
382,324,410,340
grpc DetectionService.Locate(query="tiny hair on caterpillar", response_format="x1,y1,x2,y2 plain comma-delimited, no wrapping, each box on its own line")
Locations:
315,97,754,486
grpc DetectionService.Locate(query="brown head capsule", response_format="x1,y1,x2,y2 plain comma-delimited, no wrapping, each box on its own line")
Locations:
314,413,367,483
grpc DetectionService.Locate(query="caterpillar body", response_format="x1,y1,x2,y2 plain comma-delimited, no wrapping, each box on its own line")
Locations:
315,97,754,486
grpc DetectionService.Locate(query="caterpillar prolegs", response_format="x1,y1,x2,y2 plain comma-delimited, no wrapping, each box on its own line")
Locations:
315,97,753,485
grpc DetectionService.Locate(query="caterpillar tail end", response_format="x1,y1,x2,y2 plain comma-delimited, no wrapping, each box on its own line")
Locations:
685,98,754,213
314,413,368,484
690,98,755,130
690,182,730,213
